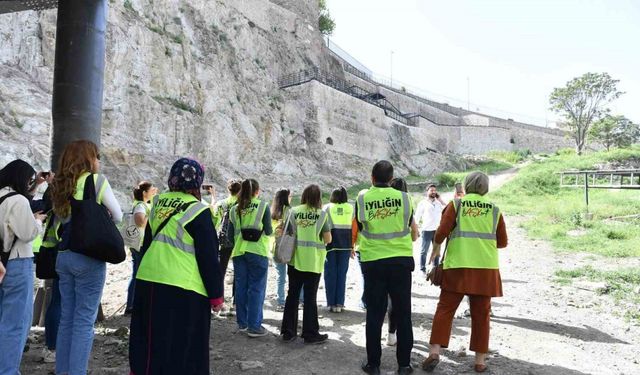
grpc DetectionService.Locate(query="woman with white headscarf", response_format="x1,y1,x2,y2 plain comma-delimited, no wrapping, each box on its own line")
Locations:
422,172,508,373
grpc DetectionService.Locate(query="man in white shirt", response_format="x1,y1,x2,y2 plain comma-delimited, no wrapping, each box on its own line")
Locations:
415,184,446,272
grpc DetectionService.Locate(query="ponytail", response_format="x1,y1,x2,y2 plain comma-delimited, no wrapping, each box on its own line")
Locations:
133,181,153,201
237,178,260,214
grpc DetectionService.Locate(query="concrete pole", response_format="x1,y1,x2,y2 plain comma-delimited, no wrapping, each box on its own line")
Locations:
50,0,108,171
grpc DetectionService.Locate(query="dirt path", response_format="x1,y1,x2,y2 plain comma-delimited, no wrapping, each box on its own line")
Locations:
20,168,640,374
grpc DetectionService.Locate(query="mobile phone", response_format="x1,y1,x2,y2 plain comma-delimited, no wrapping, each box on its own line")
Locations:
202,184,213,190
41,172,50,178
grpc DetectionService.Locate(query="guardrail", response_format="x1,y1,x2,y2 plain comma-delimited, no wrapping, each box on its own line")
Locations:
279,67,418,126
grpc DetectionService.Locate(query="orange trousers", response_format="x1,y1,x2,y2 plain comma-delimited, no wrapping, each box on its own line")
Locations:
429,290,491,353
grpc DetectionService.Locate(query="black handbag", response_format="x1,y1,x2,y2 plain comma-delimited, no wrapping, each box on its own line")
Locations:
68,175,126,264
35,215,59,279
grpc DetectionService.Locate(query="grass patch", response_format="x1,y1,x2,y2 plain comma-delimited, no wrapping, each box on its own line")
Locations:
554,266,640,322
153,96,201,115
434,158,513,190
491,145,640,257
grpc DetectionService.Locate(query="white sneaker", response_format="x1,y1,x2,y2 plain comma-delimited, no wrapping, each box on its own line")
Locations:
386,332,397,346
42,348,56,363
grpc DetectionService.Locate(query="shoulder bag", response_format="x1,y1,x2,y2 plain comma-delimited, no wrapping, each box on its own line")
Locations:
0,192,19,267
68,175,126,264
274,210,296,264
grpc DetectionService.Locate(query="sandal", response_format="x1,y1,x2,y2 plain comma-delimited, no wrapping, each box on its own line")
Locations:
421,354,440,372
474,364,488,373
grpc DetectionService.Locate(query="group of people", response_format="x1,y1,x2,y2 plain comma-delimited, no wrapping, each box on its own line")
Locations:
0,140,508,375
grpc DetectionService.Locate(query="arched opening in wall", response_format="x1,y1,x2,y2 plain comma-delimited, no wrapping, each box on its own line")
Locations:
326,137,334,145
510,138,515,144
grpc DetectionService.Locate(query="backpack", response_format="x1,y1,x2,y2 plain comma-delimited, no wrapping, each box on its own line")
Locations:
217,201,235,249
0,192,20,267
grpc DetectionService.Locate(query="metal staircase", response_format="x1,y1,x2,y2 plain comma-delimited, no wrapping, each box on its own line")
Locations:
279,67,418,126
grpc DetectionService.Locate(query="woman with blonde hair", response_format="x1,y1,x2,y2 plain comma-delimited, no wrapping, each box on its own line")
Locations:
50,140,122,375
422,171,507,373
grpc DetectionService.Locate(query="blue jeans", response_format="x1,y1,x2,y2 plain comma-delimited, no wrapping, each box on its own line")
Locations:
324,250,351,306
275,262,302,305
0,258,34,375
420,231,438,270
233,253,268,331
55,251,106,375
45,279,61,350
126,250,143,311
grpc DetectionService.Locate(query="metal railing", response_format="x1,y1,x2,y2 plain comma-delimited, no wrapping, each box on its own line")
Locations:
559,169,640,213
279,67,418,126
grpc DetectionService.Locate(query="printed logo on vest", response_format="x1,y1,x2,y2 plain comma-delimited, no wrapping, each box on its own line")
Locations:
365,198,401,221
295,211,320,228
461,200,493,218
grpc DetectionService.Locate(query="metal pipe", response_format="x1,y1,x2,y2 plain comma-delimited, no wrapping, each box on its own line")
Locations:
50,0,108,170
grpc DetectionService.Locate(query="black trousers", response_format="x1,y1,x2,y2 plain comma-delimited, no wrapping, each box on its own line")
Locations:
363,262,413,367
280,266,321,338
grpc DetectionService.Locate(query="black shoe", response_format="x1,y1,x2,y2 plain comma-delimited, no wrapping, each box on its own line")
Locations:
361,360,381,375
397,365,414,374
304,333,328,345
282,332,296,343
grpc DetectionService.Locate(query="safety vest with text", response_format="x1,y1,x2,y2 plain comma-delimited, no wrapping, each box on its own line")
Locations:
290,205,328,274
356,186,413,262
444,194,500,270
136,192,210,297
230,198,270,258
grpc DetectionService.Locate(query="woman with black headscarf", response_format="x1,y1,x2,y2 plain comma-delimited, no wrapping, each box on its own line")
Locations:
129,157,224,375
0,159,47,374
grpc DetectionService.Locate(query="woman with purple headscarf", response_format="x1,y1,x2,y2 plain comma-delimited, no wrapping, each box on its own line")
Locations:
129,158,224,375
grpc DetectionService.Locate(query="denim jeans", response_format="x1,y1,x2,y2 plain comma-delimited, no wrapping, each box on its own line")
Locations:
233,253,268,331
420,230,437,270
45,278,61,350
0,257,34,375
126,250,143,311
56,251,106,375
324,250,351,306
275,262,302,306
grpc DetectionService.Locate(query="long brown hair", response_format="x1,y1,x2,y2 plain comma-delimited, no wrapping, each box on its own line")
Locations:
301,184,322,209
237,179,259,214
51,140,100,217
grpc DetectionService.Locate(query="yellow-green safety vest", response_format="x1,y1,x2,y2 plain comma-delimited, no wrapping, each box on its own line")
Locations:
444,194,500,270
324,202,354,251
136,192,210,297
290,205,328,274
356,186,413,262
230,198,270,258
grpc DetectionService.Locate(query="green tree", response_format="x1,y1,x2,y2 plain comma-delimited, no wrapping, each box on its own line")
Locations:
549,72,623,155
589,115,640,151
318,0,336,36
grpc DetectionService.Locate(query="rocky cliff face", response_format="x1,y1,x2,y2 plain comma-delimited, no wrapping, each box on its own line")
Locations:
1,0,362,200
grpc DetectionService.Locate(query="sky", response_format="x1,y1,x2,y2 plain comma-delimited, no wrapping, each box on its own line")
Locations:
324,0,640,127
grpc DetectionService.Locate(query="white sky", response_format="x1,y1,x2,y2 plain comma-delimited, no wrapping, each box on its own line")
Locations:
324,0,640,126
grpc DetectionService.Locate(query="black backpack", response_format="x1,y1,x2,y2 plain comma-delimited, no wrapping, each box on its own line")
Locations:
217,202,235,250
0,192,20,267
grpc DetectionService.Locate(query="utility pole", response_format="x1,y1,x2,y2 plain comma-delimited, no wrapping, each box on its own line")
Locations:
467,76,470,111
390,50,394,87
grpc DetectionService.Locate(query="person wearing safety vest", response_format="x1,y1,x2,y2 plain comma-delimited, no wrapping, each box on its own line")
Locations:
212,179,242,296
229,178,273,338
129,158,224,375
323,186,354,313
357,161,419,375
125,181,156,315
280,184,332,344
422,171,508,374
49,140,123,375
